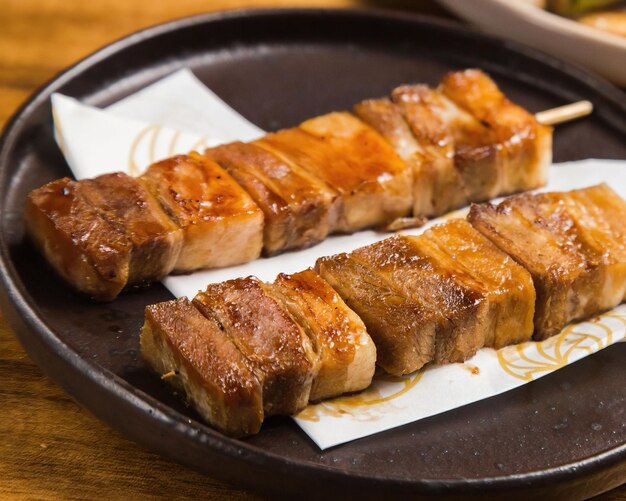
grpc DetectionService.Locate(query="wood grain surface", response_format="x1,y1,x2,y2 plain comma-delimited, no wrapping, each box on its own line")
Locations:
0,0,624,499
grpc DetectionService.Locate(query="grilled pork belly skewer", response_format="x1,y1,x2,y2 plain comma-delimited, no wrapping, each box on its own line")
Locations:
141,184,625,436
27,69,580,301
469,183,626,339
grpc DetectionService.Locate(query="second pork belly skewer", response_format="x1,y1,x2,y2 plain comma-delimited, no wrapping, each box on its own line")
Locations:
141,271,376,436
141,184,626,436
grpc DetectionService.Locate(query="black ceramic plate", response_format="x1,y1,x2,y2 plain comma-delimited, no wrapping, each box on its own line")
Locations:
1,9,625,500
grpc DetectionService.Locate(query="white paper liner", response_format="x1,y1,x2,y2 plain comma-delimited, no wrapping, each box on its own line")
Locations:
51,69,626,449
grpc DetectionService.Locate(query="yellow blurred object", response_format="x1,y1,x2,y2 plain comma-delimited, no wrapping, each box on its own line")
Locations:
547,0,623,16
579,9,626,36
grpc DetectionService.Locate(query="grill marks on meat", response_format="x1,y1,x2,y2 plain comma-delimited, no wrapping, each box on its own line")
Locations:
141,153,264,272
329,235,489,372
354,97,464,218
259,111,413,233
142,273,376,434
469,184,626,339
317,220,537,374
273,269,376,400
204,141,337,255
356,69,552,218
440,69,552,195
422,219,536,348
24,174,181,300
316,252,434,375
193,277,318,416
140,298,264,437
75,172,183,285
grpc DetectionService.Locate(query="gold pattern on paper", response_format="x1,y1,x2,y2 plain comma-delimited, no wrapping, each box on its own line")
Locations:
167,129,181,156
297,370,424,422
189,136,208,153
497,313,625,381
148,124,162,164
127,125,208,175
128,124,159,176
52,109,66,156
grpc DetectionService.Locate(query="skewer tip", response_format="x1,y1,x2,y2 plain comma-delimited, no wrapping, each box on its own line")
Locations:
535,100,593,126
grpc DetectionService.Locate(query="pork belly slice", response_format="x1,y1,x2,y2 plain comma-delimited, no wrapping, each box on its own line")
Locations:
422,219,536,348
75,172,183,285
204,141,336,255
141,153,263,272
353,98,465,218
258,111,412,232
351,235,490,365
535,185,626,313
140,298,264,437
565,184,626,305
193,277,319,416
24,177,132,301
273,269,376,400
392,84,503,204
440,69,552,194
468,187,624,339
316,252,435,375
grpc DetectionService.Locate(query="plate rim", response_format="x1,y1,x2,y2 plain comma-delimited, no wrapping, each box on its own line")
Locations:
1,7,625,496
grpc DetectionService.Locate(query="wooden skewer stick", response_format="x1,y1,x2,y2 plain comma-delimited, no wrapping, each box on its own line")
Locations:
161,370,178,380
535,100,593,126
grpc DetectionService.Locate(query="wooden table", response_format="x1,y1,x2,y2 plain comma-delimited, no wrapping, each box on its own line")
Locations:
1,1,624,499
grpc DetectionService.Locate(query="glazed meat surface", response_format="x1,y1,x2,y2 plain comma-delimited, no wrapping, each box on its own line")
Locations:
204,141,337,255
25,177,132,301
75,172,183,285
140,298,264,437
141,153,263,272
351,236,490,366
391,85,484,209
354,97,463,218
193,277,319,416
468,184,626,339
316,252,435,375
423,219,536,348
259,112,413,232
26,68,555,303
273,269,376,400
440,69,552,195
